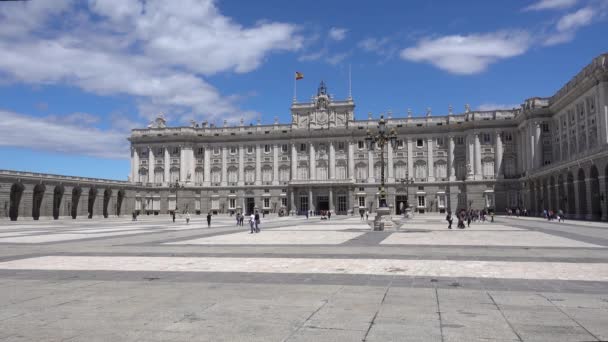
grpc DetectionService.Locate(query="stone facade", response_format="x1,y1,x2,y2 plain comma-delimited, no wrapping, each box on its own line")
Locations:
2,54,608,220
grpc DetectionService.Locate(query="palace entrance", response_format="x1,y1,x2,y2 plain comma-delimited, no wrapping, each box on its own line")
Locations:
395,195,408,215
246,198,255,215
317,195,329,213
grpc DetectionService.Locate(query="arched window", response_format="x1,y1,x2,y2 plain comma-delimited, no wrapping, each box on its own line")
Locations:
297,163,309,180
227,167,238,183
245,167,255,183
154,167,164,184
394,162,406,180
139,168,148,183
355,163,367,180
374,162,387,180
336,161,347,179
170,167,179,183
279,166,290,182
482,158,494,178
504,158,515,177
434,161,447,179
195,167,204,184
211,167,221,183
316,161,328,180
262,166,273,182
414,160,427,179
455,161,465,180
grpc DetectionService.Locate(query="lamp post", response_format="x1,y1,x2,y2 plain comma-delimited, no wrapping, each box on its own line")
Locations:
399,176,414,217
169,180,182,214
365,114,398,230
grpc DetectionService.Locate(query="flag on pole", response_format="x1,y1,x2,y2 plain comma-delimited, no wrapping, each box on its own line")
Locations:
295,71,304,80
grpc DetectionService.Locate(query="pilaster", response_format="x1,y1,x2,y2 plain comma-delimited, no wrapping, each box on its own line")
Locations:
474,133,482,180
238,145,244,186
148,146,155,184
448,135,455,181
348,140,355,181
309,142,316,180
367,149,374,183
329,141,336,180
203,146,211,186
221,146,227,186
387,141,394,183
273,143,279,185
495,130,504,179
427,138,435,182
407,138,413,179
255,144,261,186
291,143,298,180
164,147,170,186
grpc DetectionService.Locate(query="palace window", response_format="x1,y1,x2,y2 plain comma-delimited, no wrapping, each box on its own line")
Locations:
262,166,273,182
414,161,427,179
416,139,424,147
297,165,309,180
317,163,328,180
336,163,347,179
281,198,287,207
417,196,426,207
436,137,444,147
358,196,366,207
300,143,307,152
542,123,549,132
227,168,237,183
172,147,179,155
213,147,220,155
358,141,365,149
504,133,512,142
247,146,254,154
229,199,236,209
281,144,289,153
435,161,447,179
355,164,367,180
396,139,404,149
245,168,255,183
483,133,491,144
279,167,290,182
337,142,345,151
264,144,271,153
456,136,464,145
299,195,309,212
482,160,494,178
211,168,221,183
229,147,237,155
195,167,204,184
263,198,270,208
197,147,204,155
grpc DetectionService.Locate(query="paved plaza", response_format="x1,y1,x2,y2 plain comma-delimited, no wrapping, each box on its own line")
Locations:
0,214,607,341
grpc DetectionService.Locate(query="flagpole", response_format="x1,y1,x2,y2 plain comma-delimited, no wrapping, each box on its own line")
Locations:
293,75,297,103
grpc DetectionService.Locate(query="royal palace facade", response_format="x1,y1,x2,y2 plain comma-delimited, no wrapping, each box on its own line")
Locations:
2,53,608,220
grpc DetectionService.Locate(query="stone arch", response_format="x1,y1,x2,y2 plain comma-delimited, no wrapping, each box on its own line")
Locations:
52,184,65,220
71,186,82,219
566,172,575,215
103,188,112,218
9,182,25,221
590,165,601,220
88,187,97,219
116,189,125,216
577,168,588,218
32,183,46,220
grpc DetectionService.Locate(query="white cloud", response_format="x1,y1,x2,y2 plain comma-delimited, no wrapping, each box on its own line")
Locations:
400,31,531,75
556,6,594,30
476,103,521,111
0,0,303,123
329,27,348,41
0,109,128,159
358,37,392,53
524,0,579,11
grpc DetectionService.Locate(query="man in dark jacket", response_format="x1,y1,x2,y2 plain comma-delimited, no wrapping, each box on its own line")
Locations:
254,211,260,232
206,212,211,227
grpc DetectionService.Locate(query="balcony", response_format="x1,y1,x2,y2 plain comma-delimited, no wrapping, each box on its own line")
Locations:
289,179,354,186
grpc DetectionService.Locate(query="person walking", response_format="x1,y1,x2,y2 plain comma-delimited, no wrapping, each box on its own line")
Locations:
467,211,472,228
446,211,453,229
558,209,565,222
328,211,331,220
236,213,241,226
249,212,256,233
365,211,369,221
172,210,176,223
206,212,211,227
254,211,260,233
305,210,309,219
360,210,364,221
186,212,190,225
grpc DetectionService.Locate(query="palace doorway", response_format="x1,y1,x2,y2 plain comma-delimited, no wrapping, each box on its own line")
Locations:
317,195,329,213
395,195,408,215
246,197,255,215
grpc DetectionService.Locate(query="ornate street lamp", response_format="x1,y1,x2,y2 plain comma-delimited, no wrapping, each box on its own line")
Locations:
169,180,183,213
399,176,414,217
365,114,398,208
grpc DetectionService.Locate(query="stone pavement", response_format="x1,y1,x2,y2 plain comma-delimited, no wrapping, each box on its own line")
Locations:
0,214,607,341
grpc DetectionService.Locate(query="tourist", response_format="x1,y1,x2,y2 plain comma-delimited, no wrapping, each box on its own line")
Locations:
305,210,309,219
328,211,331,220
172,210,176,223
206,212,211,227
249,212,256,233
446,211,453,229
366,211,369,221
186,212,190,225
254,211,260,232
236,213,241,226
467,211,472,228
360,210,364,221
558,209,565,222
457,211,465,229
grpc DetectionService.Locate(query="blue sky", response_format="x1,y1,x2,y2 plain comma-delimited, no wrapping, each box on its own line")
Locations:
0,0,606,180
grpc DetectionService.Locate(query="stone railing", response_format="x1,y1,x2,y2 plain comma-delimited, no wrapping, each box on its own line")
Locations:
0,169,129,185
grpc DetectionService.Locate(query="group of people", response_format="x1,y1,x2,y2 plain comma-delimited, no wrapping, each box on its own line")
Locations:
234,211,261,233
446,209,494,229
542,209,566,222
505,208,529,217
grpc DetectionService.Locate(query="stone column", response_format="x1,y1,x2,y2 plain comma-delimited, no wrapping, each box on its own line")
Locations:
221,146,227,186
495,131,503,178
348,140,355,180
238,145,244,186
600,175,608,221
407,138,413,179
329,141,336,180
309,142,316,180
466,135,474,180
329,187,334,214
367,149,374,183
131,146,139,183
255,144,261,185
528,123,535,171
474,133,482,180
291,143,298,180
148,146,155,184
448,135,455,181
164,147,170,186
179,146,186,183
290,189,296,215
597,81,608,145
518,129,525,174
309,188,314,213
427,138,434,182
534,121,542,168
387,141,394,183
186,145,195,184
273,143,279,185
203,146,211,186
